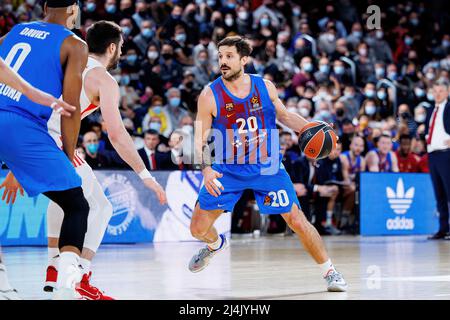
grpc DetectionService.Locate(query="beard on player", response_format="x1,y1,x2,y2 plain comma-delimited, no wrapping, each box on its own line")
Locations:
221,64,243,82
107,46,121,71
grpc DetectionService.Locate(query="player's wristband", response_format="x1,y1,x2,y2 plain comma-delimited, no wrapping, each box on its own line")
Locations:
138,169,156,181
313,185,319,193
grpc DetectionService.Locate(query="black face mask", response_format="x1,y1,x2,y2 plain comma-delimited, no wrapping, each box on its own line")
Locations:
162,53,173,60
400,112,410,119
336,109,345,117
185,81,193,89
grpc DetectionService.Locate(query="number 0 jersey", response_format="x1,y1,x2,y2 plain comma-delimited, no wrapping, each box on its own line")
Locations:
209,74,281,175
0,21,74,126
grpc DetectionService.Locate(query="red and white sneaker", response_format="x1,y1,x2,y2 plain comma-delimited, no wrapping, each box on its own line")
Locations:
44,266,58,292
76,272,114,300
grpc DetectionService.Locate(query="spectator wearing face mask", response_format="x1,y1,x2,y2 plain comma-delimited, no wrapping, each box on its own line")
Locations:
193,32,218,70
346,22,364,52
292,56,316,97
355,42,375,86
132,0,151,27
160,5,188,40
101,0,122,24
364,29,393,64
256,13,277,42
190,49,214,87
297,98,313,120
171,23,193,66
119,18,140,53
82,131,125,169
179,69,201,113
314,57,331,84
81,0,101,24
142,96,173,138
318,21,338,56
253,0,282,29
236,4,253,35
165,88,189,128
159,42,183,88
359,98,382,122
133,20,156,55
338,85,361,121
331,59,352,86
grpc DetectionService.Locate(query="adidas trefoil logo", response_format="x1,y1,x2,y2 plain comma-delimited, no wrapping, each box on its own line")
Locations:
386,178,415,215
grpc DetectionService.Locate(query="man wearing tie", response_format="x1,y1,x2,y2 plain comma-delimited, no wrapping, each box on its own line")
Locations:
426,80,450,240
138,129,175,170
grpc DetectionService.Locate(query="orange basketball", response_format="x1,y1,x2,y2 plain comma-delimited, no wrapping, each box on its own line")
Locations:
298,121,338,160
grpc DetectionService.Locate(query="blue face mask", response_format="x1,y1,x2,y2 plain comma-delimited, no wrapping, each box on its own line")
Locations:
127,55,137,64
172,14,181,20
319,65,329,74
149,122,162,131
377,91,386,100
405,37,413,46
86,143,99,154
142,28,154,38
175,33,186,43
86,2,96,12
169,97,181,107
375,68,385,77
334,66,344,75
387,72,397,80
365,89,375,98
152,106,162,114
303,62,313,73
352,31,362,38
122,26,131,36
227,2,236,9
121,75,130,86
260,18,270,27
206,0,216,6
106,4,116,14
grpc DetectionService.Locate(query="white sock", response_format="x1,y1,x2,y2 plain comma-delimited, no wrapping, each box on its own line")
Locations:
57,252,80,289
326,211,333,227
48,247,59,268
79,258,91,275
207,235,224,251
319,259,336,277
0,264,13,291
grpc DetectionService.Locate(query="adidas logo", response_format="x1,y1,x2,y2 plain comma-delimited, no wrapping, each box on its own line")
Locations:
386,178,415,215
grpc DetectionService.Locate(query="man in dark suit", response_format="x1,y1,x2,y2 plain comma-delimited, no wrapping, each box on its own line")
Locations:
138,129,174,171
425,80,450,240
291,156,339,235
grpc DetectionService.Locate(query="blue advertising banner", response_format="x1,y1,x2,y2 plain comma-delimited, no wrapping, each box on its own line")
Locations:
0,170,231,246
360,172,439,236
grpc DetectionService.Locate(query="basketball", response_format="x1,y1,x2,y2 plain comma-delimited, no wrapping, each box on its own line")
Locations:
299,121,338,160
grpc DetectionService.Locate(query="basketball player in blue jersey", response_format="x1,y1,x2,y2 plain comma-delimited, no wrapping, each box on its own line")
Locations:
0,58,75,300
0,0,92,299
190,36,347,292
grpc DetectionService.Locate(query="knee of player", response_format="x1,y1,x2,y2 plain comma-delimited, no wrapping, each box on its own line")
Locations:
190,222,207,239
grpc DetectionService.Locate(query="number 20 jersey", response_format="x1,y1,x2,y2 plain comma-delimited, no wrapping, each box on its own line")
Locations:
0,21,74,127
209,74,281,175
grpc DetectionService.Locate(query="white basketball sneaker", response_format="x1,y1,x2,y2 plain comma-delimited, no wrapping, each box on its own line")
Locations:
189,234,229,273
325,270,348,292
52,264,83,300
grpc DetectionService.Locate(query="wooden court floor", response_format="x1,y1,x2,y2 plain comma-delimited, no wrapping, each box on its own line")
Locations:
2,235,450,300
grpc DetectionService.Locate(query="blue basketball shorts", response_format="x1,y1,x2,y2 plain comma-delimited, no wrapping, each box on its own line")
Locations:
0,111,81,197
198,165,301,214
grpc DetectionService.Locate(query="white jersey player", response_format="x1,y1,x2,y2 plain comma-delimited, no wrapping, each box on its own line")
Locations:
1,21,167,300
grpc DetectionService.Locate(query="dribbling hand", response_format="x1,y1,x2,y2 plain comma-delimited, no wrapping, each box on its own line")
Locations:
203,167,224,197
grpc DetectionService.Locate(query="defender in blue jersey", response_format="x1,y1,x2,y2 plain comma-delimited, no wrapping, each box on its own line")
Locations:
190,36,347,292
0,0,90,299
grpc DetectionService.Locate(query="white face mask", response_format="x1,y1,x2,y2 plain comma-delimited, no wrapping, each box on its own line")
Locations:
299,108,310,118
365,105,376,115
147,51,158,60
182,125,193,135
225,18,234,27
415,114,426,123
238,11,248,20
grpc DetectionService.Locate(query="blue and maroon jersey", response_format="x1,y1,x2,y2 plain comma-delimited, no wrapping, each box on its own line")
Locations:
209,74,281,175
